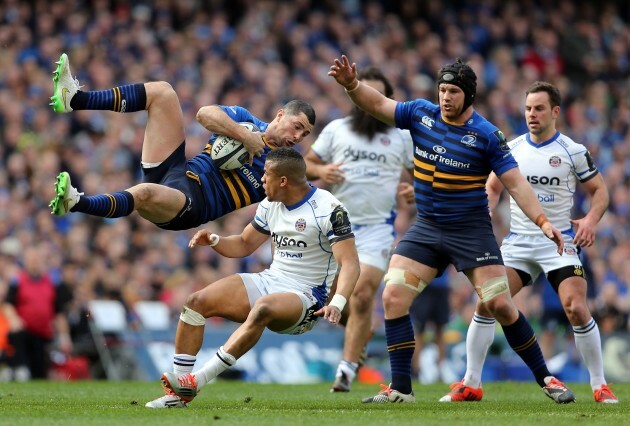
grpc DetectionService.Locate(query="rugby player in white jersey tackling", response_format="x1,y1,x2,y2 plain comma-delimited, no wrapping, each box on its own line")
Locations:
305,66,414,393
442,81,618,403
145,148,360,408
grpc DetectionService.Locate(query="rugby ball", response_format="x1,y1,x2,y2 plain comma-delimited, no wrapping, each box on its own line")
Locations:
210,122,260,170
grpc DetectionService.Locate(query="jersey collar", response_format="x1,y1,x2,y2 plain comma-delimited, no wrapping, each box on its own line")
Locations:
525,131,560,148
286,184,317,211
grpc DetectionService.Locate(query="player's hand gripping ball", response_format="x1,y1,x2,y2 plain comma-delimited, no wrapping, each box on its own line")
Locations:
211,122,260,170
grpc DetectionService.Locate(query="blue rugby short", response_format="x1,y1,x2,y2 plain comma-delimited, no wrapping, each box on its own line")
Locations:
142,142,205,230
394,216,503,275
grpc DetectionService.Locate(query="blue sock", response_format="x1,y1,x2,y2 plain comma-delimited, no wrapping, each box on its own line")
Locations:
502,311,550,387
72,191,135,218
70,83,147,112
385,315,415,395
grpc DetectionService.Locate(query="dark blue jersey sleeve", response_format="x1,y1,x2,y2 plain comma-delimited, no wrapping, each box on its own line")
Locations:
486,128,518,176
219,105,268,132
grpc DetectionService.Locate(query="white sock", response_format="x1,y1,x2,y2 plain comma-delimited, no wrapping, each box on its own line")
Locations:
173,354,196,375
573,319,606,390
463,313,496,388
193,346,236,389
336,359,358,381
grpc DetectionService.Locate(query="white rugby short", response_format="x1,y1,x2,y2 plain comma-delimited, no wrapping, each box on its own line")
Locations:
353,223,395,271
501,233,581,280
238,269,320,335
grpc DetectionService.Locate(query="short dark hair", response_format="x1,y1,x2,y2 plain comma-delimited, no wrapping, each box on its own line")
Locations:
283,99,316,126
526,81,561,108
437,58,477,110
266,147,306,181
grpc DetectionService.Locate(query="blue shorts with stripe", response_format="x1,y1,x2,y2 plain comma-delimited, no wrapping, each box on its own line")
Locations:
394,216,503,276
142,142,205,230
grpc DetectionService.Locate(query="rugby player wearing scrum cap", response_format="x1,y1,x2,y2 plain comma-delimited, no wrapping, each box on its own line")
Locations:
329,55,574,404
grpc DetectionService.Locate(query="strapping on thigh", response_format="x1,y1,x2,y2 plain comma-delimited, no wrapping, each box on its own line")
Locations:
384,268,428,294
475,276,509,302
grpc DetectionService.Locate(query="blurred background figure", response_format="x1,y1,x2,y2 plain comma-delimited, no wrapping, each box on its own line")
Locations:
409,269,452,384
0,276,29,382
537,274,572,360
4,244,73,380
304,66,414,393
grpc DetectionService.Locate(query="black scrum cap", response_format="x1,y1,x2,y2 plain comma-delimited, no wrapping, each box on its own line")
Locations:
437,58,477,111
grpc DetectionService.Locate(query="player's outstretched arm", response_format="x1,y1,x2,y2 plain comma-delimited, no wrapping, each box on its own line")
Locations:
196,105,264,164
314,237,360,325
498,168,564,254
189,224,268,258
328,55,397,126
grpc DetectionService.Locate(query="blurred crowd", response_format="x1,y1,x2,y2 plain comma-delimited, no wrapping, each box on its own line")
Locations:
0,0,629,380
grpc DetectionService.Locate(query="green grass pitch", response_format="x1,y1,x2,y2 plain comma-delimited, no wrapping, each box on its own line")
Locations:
1,381,626,425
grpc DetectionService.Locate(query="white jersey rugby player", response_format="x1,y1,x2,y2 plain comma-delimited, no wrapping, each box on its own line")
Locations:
310,117,413,269
239,185,353,334
502,131,599,277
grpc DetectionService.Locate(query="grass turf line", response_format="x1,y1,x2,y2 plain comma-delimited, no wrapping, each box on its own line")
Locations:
0,381,626,426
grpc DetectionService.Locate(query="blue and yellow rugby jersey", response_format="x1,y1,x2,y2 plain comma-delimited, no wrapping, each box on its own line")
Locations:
395,99,517,222
187,105,272,222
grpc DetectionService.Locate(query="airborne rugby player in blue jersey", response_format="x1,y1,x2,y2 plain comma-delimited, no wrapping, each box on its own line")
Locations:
48,53,315,230
329,55,575,404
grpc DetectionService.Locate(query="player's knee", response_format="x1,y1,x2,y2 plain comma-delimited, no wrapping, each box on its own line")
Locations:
147,81,176,99
482,296,512,319
475,276,512,317
383,287,398,312
130,183,155,204
350,286,375,314
183,291,205,312
382,268,428,313
380,285,408,313
248,300,274,326
476,299,492,318
562,295,589,324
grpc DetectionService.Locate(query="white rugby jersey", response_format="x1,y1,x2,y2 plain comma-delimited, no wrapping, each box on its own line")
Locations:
252,186,354,300
310,117,414,225
507,131,599,235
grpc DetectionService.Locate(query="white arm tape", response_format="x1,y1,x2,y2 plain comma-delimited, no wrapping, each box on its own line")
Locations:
344,80,360,94
209,234,220,247
329,294,347,312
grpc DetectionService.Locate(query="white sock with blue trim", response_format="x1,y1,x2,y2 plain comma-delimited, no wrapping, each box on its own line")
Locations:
193,346,236,389
573,319,606,390
463,313,496,388
173,354,196,375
